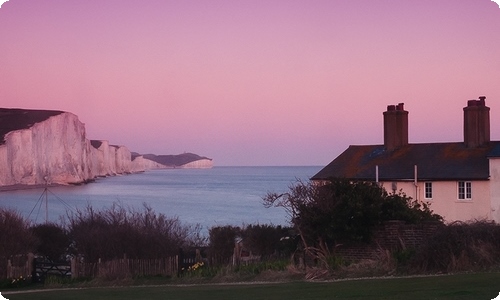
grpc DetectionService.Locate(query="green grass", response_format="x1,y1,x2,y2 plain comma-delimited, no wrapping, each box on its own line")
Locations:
3,273,500,300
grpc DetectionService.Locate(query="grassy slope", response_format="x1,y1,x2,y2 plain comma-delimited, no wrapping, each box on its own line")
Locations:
4,273,500,300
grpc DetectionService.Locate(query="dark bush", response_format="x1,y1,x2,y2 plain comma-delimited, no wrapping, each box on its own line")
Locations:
411,220,500,273
240,224,294,260
31,222,70,262
265,179,442,246
208,225,239,265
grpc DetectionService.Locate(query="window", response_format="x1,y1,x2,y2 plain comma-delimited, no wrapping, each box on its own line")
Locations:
458,181,472,200
424,182,432,199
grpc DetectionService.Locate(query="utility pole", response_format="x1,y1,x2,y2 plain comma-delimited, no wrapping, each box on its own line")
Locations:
44,175,49,223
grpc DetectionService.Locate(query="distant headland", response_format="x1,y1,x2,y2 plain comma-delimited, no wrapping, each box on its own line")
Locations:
0,108,213,187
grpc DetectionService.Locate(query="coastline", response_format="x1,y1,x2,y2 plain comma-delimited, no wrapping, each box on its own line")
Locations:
0,183,67,192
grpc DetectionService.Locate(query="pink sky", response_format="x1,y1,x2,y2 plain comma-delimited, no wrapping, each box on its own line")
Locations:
0,0,499,166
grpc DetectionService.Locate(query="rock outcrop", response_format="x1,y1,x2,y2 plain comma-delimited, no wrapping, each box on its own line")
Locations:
142,153,213,168
0,108,213,187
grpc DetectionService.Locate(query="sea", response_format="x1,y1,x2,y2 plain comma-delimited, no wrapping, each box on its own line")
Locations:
0,166,321,232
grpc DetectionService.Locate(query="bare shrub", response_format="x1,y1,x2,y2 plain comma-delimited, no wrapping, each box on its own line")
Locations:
67,202,200,262
0,208,37,258
0,208,37,279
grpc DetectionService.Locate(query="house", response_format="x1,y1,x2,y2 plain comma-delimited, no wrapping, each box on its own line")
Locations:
311,97,500,223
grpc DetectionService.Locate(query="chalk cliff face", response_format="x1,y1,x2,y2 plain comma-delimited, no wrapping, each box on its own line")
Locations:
0,111,93,185
90,140,111,177
113,145,131,174
0,108,213,187
180,159,214,169
130,155,166,173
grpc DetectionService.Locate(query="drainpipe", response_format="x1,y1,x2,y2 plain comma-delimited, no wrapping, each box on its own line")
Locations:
414,165,418,201
375,165,379,184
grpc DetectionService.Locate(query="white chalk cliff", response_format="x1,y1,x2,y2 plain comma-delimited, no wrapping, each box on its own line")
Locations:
0,111,93,185
180,159,214,169
0,108,212,187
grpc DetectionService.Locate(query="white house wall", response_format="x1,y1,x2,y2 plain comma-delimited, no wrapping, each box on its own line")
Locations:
380,180,492,223
489,158,500,222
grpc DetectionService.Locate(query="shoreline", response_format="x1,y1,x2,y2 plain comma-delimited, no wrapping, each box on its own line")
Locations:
0,183,67,192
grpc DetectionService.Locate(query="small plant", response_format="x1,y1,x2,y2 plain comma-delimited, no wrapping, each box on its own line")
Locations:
180,261,209,278
187,261,204,272
325,255,345,270
235,260,289,275
393,249,415,265
9,275,31,288
43,275,74,286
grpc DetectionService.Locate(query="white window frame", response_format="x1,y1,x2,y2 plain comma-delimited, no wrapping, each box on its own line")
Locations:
458,181,472,200
424,182,432,199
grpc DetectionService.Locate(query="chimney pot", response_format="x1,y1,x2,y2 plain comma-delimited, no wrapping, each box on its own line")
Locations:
397,103,404,111
478,96,486,106
387,105,396,111
467,100,478,107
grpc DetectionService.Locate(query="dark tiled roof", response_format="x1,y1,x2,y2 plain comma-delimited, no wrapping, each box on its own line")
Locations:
0,108,64,145
487,143,500,158
311,142,500,181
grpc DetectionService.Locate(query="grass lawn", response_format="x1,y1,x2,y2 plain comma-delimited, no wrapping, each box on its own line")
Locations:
3,273,500,300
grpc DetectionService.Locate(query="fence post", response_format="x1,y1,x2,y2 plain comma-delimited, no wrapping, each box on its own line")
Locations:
232,242,241,266
7,259,12,279
195,249,202,262
27,253,34,280
175,255,179,277
98,258,101,278
177,248,183,277
71,257,77,279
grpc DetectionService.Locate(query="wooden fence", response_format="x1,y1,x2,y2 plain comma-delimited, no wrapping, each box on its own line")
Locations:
3,255,179,280
6,254,34,280
34,257,71,281
71,256,178,279
4,246,256,280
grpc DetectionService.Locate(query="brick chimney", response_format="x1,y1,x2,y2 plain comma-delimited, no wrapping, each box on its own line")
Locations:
383,103,408,151
464,96,490,148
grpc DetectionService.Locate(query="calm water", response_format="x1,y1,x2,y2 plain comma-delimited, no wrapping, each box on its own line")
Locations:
0,166,320,230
